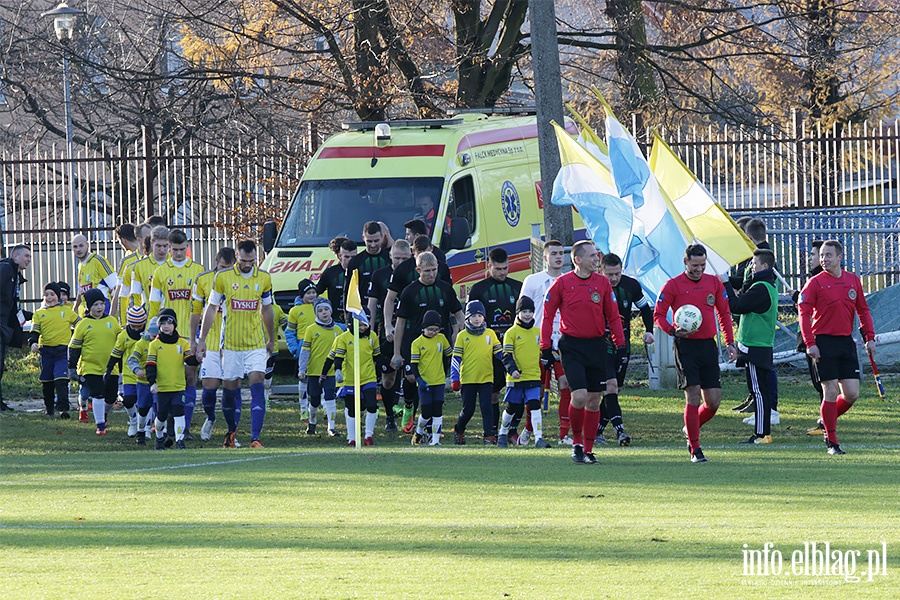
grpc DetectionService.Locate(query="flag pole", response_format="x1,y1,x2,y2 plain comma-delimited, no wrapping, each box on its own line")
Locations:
354,314,361,449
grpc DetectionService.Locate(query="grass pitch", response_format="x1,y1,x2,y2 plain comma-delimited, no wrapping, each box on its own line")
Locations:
2,371,899,599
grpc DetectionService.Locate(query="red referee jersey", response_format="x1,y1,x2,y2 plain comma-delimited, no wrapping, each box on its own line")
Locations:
798,269,874,348
653,272,735,343
541,271,625,349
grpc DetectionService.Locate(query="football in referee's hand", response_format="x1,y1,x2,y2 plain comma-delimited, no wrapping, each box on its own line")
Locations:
674,304,702,333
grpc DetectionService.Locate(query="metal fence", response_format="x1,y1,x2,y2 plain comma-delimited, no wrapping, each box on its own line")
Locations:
2,131,312,306
3,114,900,308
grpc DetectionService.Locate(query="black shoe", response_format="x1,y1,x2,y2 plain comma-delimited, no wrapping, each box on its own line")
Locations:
572,444,585,464
175,439,186,450
739,435,760,444
691,447,708,463
136,431,147,445
183,431,194,441
164,435,174,448
582,452,598,464
826,441,846,455
306,422,317,435
385,417,398,432
59,411,71,420
155,436,166,450
0,400,14,412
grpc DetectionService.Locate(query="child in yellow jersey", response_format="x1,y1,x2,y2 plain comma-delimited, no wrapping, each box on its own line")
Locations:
146,308,199,450
286,278,318,419
68,288,121,434
450,300,503,445
408,310,452,446
105,306,147,439
29,282,80,417
322,307,381,446
127,318,158,446
498,296,550,449
298,298,341,436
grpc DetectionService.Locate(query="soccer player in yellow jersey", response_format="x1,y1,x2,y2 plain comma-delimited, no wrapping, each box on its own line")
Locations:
408,310,452,446
286,278,318,420
321,308,380,446
29,282,80,417
106,306,147,438
190,247,235,442
68,289,121,433
197,240,275,449
71,234,117,316
146,308,199,450
149,229,205,439
127,318,159,446
130,226,169,309
450,300,503,445
298,298,341,436
110,223,141,326
498,296,550,449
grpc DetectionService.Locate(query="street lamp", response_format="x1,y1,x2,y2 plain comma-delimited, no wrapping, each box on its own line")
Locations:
41,2,84,230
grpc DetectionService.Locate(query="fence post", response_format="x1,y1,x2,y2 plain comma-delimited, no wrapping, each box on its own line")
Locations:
142,125,154,219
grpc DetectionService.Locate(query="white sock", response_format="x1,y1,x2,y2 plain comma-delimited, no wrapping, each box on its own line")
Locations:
92,398,106,425
499,410,514,435
125,405,137,420
154,418,166,438
346,412,356,442
309,405,318,425
365,411,377,438
531,409,543,440
174,415,186,441
325,400,337,428
138,413,148,430
298,381,308,412
430,416,443,444
416,415,428,435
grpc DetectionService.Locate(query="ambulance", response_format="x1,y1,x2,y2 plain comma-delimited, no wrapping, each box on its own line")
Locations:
261,110,586,312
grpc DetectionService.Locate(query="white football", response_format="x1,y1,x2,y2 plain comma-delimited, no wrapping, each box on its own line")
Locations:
674,304,702,333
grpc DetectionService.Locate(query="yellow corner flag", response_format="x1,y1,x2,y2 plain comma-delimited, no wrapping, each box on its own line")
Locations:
346,270,363,448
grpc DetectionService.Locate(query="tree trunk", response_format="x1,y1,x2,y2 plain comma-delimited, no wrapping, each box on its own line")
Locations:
605,0,657,133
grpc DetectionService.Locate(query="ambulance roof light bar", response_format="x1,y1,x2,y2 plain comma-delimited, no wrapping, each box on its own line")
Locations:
342,118,464,132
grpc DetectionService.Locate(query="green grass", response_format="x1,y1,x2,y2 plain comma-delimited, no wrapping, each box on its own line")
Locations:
2,372,899,599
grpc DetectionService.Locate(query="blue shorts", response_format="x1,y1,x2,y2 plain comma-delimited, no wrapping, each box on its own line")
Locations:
503,385,541,404
136,383,153,410
123,383,137,397
337,381,377,398
419,383,446,406
39,346,68,382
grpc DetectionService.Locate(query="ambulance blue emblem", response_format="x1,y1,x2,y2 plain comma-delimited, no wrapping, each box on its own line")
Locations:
501,181,520,227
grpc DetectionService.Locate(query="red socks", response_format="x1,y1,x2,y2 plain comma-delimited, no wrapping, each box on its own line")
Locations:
698,402,718,426
684,403,700,451
821,400,838,444
559,387,572,438
569,405,585,446
583,409,601,453
836,394,853,417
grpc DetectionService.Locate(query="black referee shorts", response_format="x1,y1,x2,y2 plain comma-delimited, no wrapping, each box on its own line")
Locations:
814,334,860,382
558,335,609,393
674,337,720,390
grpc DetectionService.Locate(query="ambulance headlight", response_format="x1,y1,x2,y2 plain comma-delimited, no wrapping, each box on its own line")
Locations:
458,153,471,166
375,123,391,148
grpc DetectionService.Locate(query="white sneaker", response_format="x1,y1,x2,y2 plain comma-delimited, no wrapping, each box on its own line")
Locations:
743,415,755,426
126,417,138,438
200,418,215,441
517,429,531,446
770,410,780,425
558,435,574,446
234,437,242,448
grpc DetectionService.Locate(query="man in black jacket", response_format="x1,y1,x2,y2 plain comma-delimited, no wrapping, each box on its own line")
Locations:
1,244,32,411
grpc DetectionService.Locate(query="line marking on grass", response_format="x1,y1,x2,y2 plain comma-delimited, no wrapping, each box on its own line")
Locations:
0,450,343,484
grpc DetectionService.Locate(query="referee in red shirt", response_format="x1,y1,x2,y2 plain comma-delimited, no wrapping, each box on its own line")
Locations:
541,241,625,465
654,244,737,463
798,240,875,456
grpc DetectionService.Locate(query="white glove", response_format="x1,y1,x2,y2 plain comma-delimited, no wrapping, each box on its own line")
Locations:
150,383,159,395
335,369,344,384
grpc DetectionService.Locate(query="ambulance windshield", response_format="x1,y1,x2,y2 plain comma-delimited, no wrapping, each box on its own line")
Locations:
277,177,445,247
